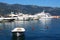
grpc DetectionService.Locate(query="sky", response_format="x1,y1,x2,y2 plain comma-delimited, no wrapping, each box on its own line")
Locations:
0,0,60,7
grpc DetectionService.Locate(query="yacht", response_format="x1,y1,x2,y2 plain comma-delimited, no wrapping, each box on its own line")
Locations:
8,12,30,21
0,13,15,22
2,18,15,22
36,10,53,19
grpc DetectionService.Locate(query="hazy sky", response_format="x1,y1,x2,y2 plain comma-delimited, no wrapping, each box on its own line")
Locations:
0,0,60,7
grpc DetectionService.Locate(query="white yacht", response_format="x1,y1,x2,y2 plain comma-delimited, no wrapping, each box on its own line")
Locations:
1,18,15,22
36,10,53,19
3,18,15,22
0,17,15,22
8,12,30,21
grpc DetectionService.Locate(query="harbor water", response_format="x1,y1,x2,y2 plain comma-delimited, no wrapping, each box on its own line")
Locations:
0,18,60,40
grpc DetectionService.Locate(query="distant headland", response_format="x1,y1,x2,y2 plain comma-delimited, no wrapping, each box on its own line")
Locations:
0,2,60,16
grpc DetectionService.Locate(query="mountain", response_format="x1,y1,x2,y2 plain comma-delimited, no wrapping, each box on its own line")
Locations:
0,2,60,16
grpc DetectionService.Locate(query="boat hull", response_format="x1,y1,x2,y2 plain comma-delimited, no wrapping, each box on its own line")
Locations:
3,19,15,22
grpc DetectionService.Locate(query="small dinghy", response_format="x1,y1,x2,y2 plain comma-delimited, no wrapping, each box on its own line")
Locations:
12,27,25,37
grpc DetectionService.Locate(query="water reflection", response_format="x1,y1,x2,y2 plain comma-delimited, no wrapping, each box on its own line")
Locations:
39,18,52,25
12,35,25,40
0,19,60,40
0,20,51,32
39,18,52,31
0,19,52,31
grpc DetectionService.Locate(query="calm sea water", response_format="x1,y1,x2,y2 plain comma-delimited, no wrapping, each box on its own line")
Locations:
0,18,60,40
